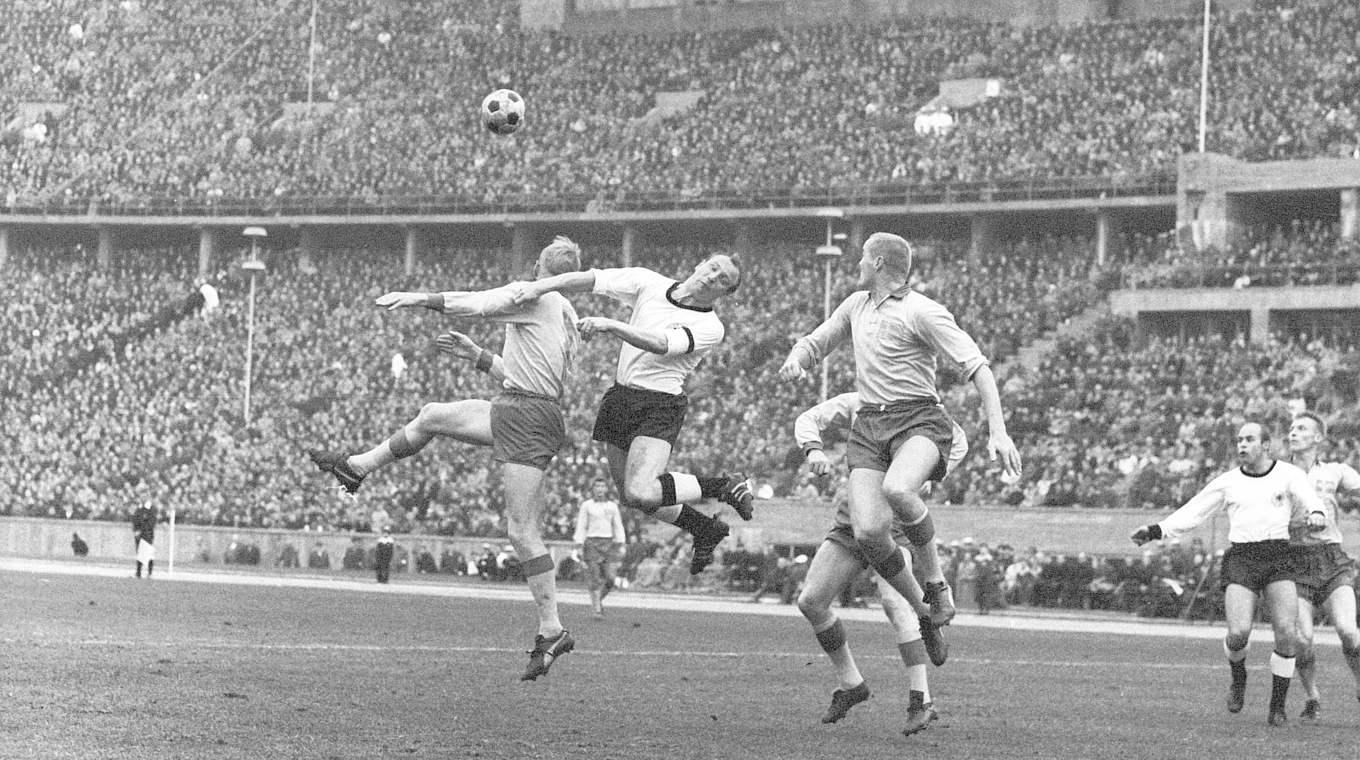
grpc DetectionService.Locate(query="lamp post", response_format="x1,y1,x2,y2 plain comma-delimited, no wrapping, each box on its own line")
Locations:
241,227,267,425
813,209,845,401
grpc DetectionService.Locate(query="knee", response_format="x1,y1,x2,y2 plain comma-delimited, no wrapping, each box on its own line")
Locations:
415,402,441,427
881,482,923,514
622,478,656,508
504,518,539,545
1225,630,1251,652
797,590,828,622
851,519,893,543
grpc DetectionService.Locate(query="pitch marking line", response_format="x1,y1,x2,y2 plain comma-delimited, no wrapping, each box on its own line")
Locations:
1,636,1226,670
2,557,1341,646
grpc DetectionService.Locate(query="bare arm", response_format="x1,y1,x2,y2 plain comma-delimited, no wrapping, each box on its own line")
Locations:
512,271,599,304
970,365,1021,480
577,317,668,354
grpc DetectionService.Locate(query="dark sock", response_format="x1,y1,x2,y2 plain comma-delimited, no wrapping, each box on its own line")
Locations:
696,476,728,498
135,561,142,578
146,560,153,578
674,504,714,535
1270,675,1290,714
909,690,926,710
1230,660,1247,685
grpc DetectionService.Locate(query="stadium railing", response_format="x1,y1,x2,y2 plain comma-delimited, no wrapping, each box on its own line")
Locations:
0,173,1177,219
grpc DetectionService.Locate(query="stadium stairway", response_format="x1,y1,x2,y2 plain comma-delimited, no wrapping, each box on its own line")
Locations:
1001,298,1112,375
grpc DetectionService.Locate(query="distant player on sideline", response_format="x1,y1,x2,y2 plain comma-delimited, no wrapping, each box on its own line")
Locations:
309,236,583,681
778,232,1021,630
1285,412,1360,721
1131,422,1324,726
510,253,753,575
573,478,627,619
795,391,967,735
131,501,157,579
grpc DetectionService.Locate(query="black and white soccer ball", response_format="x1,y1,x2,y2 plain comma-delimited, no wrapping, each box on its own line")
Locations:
481,89,524,135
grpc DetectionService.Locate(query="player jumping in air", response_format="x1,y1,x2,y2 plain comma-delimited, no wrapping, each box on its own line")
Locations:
510,252,753,575
779,232,1022,632
310,236,582,682
795,391,967,735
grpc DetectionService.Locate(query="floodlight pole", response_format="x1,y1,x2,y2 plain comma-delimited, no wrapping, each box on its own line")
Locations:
1197,0,1211,153
814,209,845,402
242,227,267,425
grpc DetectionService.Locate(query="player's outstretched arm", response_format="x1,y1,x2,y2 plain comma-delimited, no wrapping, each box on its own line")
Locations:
437,330,506,382
375,291,447,311
510,271,597,305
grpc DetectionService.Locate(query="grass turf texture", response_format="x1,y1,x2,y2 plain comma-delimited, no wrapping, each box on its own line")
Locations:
1,568,1356,759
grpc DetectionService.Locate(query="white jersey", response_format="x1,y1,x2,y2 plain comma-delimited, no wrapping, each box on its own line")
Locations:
1296,460,1360,546
1158,460,1325,544
591,267,724,395
572,498,626,544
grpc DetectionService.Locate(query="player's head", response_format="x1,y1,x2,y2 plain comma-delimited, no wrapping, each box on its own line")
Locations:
536,236,582,278
1235,422,1271,466
590,478,609,499
857,232,913,289
685,252,742,300
1287,412,1325,454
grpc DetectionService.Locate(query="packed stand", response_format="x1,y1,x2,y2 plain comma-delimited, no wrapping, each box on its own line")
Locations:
942,314,1360,510
1,0,1358,209
1,230,1124,534
1122,220,1360,289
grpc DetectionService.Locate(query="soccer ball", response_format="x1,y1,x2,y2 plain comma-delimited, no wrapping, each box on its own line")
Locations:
481,89,524,135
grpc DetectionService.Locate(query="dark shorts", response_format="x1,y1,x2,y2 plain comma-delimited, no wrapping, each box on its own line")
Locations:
581,537,617,589
1293,543,1358,606
1220,540,1298,593
490,391,565,470
592,384,688,449
824,522,911,570
847,400,955,481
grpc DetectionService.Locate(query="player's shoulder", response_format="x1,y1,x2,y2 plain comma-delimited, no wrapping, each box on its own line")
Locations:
1272,460,1309,478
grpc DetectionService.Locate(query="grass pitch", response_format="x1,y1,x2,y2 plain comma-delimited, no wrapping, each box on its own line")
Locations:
1,566,1356,759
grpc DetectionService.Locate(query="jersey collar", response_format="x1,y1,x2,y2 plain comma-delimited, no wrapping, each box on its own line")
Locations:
667,281,714,313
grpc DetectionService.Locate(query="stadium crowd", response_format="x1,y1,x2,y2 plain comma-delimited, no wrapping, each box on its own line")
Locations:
1,0,1357,209
1123,220,1360,289
0,228,1147,536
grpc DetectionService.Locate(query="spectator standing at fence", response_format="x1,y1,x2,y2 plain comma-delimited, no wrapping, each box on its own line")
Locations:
375,526,395,584
131,501,157,579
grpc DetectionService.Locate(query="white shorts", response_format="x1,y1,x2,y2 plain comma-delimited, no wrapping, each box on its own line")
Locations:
137,538,156,563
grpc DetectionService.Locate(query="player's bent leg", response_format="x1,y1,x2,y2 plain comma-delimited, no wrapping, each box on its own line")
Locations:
1222,584,1257,714
883,437,952,623
1262,579,1300,725
410,399,495,446
799,542,871,723
616,438,731,573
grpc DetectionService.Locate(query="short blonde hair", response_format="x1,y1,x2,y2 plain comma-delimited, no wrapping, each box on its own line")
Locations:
539,236,582,276
865,232,913,277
